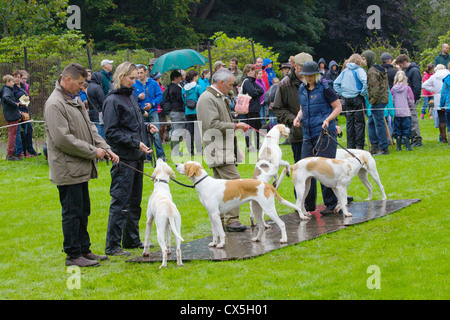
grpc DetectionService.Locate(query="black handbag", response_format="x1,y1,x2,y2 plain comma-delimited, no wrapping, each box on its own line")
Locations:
186,99,197,110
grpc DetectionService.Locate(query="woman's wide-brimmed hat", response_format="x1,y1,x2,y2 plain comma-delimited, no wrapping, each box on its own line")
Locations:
299,61,320,75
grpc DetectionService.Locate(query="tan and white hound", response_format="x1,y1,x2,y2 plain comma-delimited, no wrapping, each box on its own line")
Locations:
176,161,310,249
143,159,184,268
251,124,291,227
289,156,369,218
335,149,387,201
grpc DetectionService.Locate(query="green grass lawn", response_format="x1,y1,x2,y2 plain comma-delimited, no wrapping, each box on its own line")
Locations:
0,116,449,300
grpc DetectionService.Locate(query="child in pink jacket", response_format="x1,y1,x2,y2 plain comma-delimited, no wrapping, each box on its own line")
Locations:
391,71,415,151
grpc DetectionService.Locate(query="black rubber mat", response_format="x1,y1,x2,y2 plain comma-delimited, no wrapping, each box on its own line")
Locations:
127,199,420,263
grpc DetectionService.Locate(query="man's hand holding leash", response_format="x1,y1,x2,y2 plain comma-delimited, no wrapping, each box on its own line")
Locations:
98,148,120,163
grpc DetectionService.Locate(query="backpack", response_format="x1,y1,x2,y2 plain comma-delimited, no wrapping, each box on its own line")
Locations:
345,68,363,93
161,84,172,115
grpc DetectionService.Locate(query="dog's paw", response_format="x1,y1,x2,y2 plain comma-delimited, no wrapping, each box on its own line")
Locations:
298,213,311,220
279,238,287,244
344,212,353,217
208,242,217,247
264,223,271,229
216,243,225,249
251,237,260,242
142,252,150,257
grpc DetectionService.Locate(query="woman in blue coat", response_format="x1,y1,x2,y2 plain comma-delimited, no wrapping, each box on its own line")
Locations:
293,61,343,215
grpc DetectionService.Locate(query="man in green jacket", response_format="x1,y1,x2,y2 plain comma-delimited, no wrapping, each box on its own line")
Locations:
44,63,119,267
434,44,450,69
100,59,114,95
196,69,248,232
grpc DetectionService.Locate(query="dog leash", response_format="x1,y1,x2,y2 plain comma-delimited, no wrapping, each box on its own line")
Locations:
103,149,169,184
169,174,209,189
320,129,363,165
103,149,207,187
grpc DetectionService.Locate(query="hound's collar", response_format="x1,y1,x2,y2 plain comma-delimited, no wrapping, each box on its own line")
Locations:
153,178,169,184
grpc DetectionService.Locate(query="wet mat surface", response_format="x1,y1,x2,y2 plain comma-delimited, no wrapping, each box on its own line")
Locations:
127,199,420,263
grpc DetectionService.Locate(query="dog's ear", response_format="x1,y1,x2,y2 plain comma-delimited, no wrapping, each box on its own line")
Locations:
186,163,202,178
165,166,176,179
151,167,161,179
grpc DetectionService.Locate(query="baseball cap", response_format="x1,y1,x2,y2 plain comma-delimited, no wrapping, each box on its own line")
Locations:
214,61,226,69
101,59,114,67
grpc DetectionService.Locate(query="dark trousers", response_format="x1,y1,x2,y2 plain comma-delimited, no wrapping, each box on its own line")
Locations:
393,116,411,139
105,160,144,254
291,141,303,199
243,112,262,149
344,95,365,149
301,132,338,210
57,182,91,258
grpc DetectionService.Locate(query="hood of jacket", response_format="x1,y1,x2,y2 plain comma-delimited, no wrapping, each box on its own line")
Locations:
443,73,450,85
263,58,273,68
108,85,135,97
328,60,338,71
392,83,409,93
90,72,103,85
434,68,450,81
318,58,328,69
406,62,420,73
0,84,7,97
361,50,375,69
346,62,361,71
184,81,197,91
373,64,387,73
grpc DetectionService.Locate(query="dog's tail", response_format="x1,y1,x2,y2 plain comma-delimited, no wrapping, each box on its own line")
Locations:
275,165,293,190
169,216,184,242
272,187,309,220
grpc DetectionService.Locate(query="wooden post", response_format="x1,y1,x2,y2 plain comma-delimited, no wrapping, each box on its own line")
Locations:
24,47,28,72
86,46,92,70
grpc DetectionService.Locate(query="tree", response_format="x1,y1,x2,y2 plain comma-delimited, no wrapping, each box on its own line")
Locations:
0,0,69,37
71,0,201,51
191,0,325,62
318,0,418,63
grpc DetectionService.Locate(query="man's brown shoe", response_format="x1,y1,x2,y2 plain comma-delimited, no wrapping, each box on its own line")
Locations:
224,221,247,232
65,256,100,267
83,252,109,261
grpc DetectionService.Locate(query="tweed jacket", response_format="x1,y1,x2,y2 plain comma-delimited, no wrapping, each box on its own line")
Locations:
44,81,111,186
196,86,242,167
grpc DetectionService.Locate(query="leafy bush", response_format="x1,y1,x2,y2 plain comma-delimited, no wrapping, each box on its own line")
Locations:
0,30,86,63
348,33,409,66
201,32,281,78
418,30,450,71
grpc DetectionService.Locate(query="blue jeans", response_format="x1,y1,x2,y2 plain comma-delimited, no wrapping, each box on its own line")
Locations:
15,122,36,156
421,97,431,115
145,111,165,159
268,109,277,126
368,104,389,150
94,122,105,139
